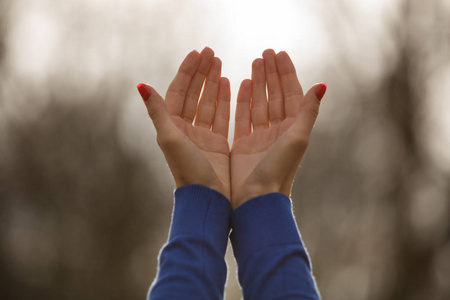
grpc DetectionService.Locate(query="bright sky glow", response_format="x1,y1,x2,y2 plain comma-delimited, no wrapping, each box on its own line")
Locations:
6,0,450,169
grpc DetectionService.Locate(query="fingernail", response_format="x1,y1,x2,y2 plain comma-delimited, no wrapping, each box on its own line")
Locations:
315,83,327,101
137,83,151,102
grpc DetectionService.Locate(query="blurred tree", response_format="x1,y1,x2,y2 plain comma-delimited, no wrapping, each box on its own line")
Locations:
0,79,170,300
1,0,449,299
380,0,450,299
293,0,450,299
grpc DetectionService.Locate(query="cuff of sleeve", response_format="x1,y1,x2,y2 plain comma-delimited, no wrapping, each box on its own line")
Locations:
169,184,232,253
230,193,303,265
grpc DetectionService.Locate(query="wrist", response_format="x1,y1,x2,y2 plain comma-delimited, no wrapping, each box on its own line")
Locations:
232,184,287,209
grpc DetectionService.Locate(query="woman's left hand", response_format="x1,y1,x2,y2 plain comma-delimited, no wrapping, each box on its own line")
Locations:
138,48,231,200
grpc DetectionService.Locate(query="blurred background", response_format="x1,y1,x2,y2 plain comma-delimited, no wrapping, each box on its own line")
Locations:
1,0,449,299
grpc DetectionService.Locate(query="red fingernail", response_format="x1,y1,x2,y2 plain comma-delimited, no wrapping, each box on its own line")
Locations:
315,83,327,101
137,83,151,102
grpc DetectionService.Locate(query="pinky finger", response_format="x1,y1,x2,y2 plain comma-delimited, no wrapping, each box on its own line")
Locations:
212,77,231,139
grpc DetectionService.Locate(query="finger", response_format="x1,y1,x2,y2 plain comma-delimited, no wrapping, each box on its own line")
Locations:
262,49,284,124
137,83,174,133
195,57,222,128
289,83,326,145
212,77,231,139
234,79,252,141
279,84,326,196
276,51,303,118
166,50,201,116
251,58,269,131
181,47,215,123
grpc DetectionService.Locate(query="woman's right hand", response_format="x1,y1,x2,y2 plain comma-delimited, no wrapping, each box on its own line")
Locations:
230,49,327,209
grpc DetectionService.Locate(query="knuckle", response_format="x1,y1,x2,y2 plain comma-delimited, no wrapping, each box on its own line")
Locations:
235,115,249,122
303,99,320,119
312,98,321,114
309,106,319,119
147,102,167,121
147,108,160,120
168,86,187,98
268,91,282,100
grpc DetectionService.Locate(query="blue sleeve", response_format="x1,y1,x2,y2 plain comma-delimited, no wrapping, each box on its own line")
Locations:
148,184,232,300
230,193,321,300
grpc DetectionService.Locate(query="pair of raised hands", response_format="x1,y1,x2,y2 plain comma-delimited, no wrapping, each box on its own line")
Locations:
137,47,326,209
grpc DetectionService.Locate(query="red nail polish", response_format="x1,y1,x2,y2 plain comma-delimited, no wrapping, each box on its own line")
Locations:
137,83,151,102
315,83,327,101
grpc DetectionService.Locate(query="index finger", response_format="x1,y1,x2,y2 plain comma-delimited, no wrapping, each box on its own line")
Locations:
165,50,201,116
276,51,303,117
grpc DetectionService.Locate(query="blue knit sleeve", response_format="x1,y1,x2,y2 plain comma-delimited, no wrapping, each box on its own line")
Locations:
148,184,232,300
230,193,321,300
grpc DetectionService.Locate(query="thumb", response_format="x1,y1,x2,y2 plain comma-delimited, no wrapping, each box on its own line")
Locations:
137,83,173,133
292,82,327,140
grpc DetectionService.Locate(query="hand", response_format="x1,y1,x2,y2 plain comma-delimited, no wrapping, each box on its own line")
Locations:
137,48,231,199
230,49,327,209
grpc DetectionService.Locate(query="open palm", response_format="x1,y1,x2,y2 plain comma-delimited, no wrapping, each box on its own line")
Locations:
140,48,231,199
231,49,326,208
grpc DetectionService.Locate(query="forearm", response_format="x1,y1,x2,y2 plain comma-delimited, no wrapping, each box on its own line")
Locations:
230,193,320,300
148,185,232,300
